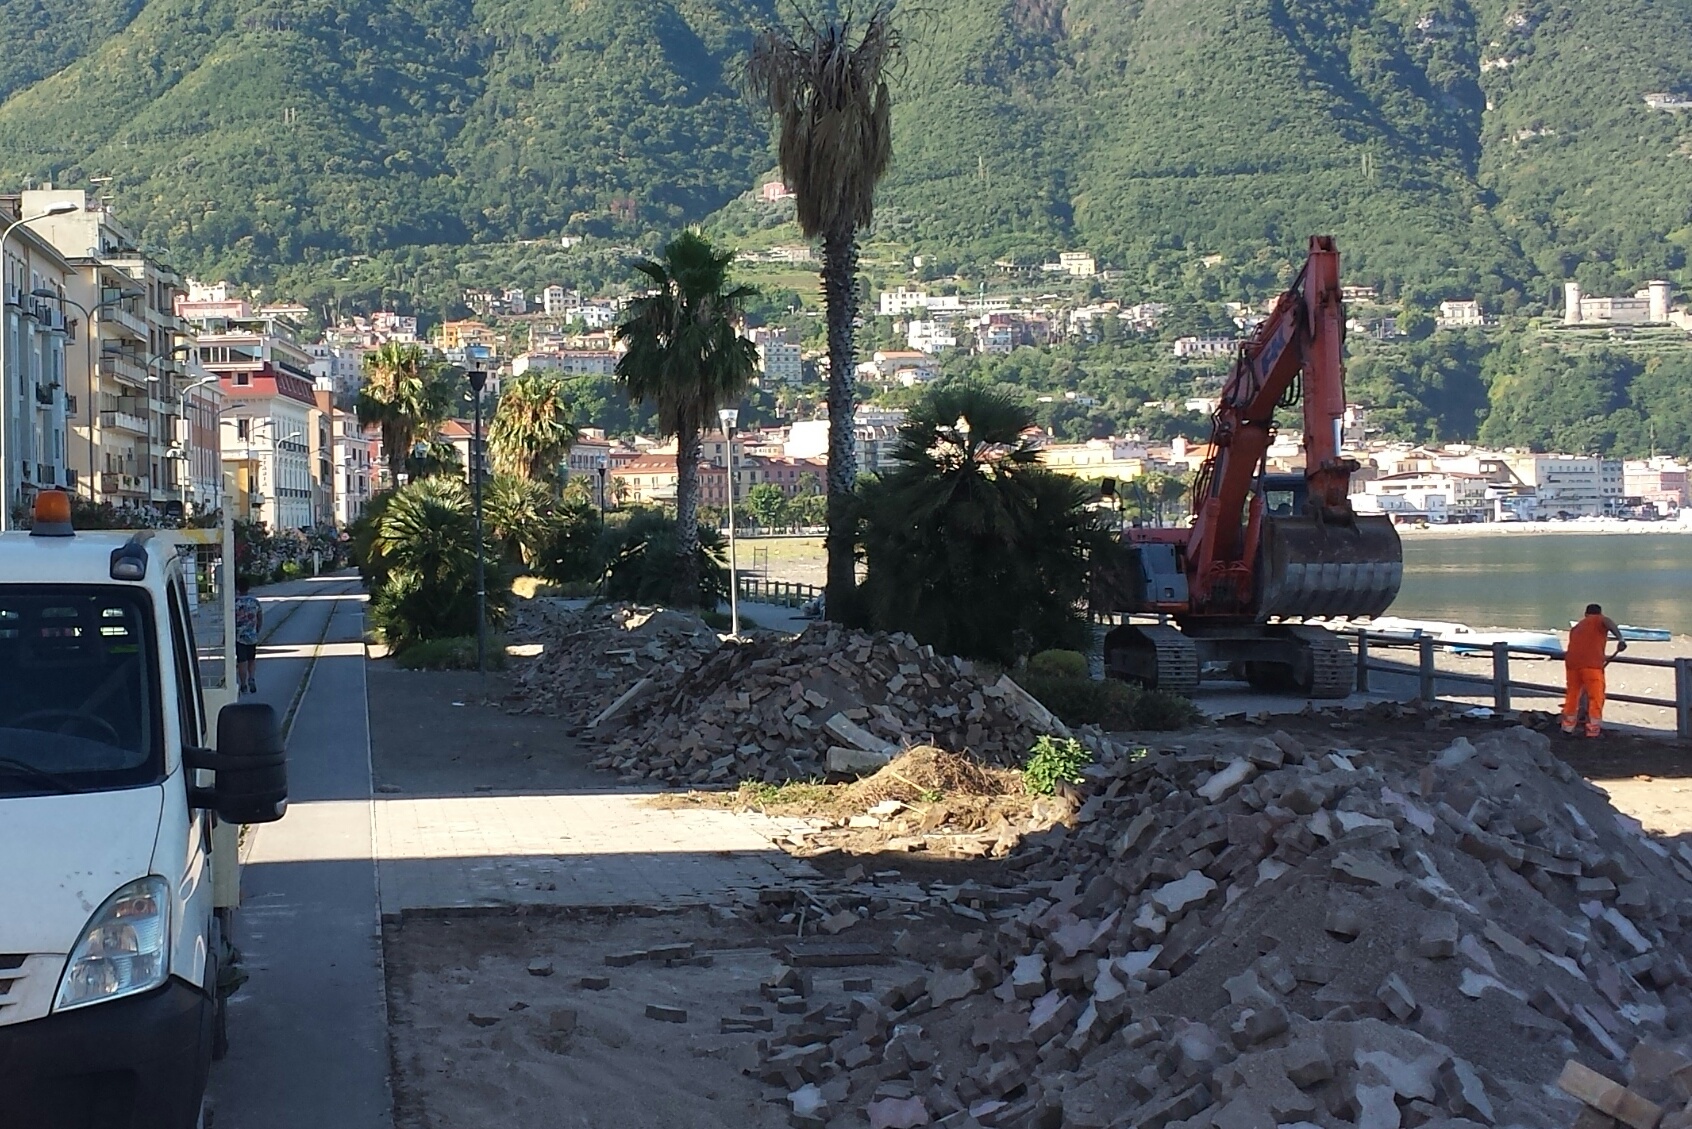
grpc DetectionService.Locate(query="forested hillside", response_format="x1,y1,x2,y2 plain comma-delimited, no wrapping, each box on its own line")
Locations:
0,0,1687,314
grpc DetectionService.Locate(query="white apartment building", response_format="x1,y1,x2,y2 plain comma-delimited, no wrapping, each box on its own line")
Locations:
329,409,374,527
542,285,578,316
24,190,191,512
1504,453,1624,517
0,209,74,518
1041,251,1096,278
1361,471,1491,522
1437,299,1485,328
906,319,957,353
756,339,802,385
307,341,365,400
511,350,619,377
1174,336,1239,358
878,287,967,317
785,407,907,474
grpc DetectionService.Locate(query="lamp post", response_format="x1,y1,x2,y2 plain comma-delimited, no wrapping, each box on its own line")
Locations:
0,201,78,529
172,375,219,517
469,370,488,675
595,454,608,514
719,407,740,636
144,344,193,514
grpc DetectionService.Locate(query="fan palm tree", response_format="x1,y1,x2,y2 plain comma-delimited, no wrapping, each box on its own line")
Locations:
356,343,457,488
748,4,899,621
857,386,1108,664
489,373,576,486
615,230,759,607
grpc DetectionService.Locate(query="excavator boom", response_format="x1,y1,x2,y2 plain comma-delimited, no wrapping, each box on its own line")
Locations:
1093,237,1403,697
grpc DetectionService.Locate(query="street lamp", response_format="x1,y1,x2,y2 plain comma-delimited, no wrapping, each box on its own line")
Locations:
0,201,78,529
172,375,219,516
719,407,740,636
595,454,608,514
469,370,489,675
143,344,193,512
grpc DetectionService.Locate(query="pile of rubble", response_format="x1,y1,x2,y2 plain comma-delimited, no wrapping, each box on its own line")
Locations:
591,625,1065,787
508,603,722,724
746,724,1692,1129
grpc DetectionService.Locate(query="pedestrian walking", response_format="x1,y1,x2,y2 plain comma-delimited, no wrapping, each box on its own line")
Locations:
235,576,263,695
1562,602,1626,737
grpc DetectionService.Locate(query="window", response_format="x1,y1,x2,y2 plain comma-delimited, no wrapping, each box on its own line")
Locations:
0,585,162,796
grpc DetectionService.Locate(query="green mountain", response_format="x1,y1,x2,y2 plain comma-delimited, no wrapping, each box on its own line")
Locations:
0,0,1687,311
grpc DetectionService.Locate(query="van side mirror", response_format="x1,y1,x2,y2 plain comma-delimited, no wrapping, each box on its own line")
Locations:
191,703,288,824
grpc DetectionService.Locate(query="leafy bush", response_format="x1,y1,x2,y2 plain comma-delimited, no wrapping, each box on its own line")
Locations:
597,509,729,608
856,387,1110,665
367,478,511,651
1023,735,1091,795
532,500,605,586
1029,650,1089,679
1017,674,1201,732
393,636,509,671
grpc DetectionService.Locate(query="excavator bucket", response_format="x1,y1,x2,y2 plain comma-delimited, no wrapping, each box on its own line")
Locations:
1257,514,1403,620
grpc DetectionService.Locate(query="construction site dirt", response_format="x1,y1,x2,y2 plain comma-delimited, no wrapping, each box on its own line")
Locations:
375,604,1692,1129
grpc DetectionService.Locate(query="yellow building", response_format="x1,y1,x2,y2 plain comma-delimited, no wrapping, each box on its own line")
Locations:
436,320,498,351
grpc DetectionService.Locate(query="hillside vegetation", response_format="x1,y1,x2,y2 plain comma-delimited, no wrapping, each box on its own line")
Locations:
0,0,1687,316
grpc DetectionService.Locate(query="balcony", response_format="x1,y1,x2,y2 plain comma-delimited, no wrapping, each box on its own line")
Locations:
101,351,149,388
101,472,150,496
101,410,149,435
105,305,149,340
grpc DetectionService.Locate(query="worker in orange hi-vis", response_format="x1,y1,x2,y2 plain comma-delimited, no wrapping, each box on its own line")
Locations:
1562,603,1626,737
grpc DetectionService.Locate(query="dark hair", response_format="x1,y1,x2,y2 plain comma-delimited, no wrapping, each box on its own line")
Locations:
1585,603,1602,615
236,576,252,594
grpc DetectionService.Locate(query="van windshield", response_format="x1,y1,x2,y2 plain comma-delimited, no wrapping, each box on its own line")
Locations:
0,586,161,797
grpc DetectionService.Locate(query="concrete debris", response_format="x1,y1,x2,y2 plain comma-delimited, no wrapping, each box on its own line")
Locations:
510,603,1054,787
740,723,1692,1129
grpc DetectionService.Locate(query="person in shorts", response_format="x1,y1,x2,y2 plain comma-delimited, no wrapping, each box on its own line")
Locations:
234,576,263,694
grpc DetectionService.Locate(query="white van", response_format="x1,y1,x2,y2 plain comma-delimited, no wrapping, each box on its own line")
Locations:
0,492,288,1128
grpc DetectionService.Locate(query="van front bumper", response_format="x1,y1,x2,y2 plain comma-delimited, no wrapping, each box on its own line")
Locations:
0,977,212,1129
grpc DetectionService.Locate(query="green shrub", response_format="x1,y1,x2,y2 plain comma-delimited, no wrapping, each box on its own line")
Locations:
393,635,509,671
1016,674,1202,732
1029,649,1089,679
597,509,729,608
1023,735,1092,795
367,478,511,650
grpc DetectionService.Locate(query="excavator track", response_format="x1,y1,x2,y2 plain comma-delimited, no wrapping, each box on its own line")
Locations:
1284,625,1354,699
1104,623,1199,696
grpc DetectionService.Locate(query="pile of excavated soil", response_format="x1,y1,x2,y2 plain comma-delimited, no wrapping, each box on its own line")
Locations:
843,746,1025,808
747,723,1692,1129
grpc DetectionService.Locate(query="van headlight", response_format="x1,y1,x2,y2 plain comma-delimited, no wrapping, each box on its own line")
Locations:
54,877,171,1011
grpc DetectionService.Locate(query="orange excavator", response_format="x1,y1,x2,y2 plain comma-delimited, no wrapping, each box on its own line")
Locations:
1093,236,1402,697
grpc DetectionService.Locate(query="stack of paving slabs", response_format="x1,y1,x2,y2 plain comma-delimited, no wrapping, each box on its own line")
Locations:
748,726,1692,1129
593,625,1064,787
508,603,722,725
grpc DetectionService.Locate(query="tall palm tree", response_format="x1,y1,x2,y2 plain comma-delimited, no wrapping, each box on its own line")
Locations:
748,4,899,621
489,373,576,485
356,342,457,488
615,230,759,607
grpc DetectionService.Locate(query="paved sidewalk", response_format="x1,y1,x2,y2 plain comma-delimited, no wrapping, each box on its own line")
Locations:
374,793,817,913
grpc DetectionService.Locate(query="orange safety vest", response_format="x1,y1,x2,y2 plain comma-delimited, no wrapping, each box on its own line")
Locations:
1566,614,1609,669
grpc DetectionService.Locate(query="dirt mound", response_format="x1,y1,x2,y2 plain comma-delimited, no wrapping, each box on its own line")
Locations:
844,746,1024,808
748,723,1692,1128
507,601,721,723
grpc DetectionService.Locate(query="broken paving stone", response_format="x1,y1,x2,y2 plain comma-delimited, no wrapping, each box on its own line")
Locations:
578,975,611,991
1438,1057,1494,1124
1557,1060,1664,1129
1229,1004,1289,1048
1199,759,1256,802
644,1004,687,1024
1416,912,1459,959
526,958,555,977
1285,1043,1335,1089
821,910,862,935
1352,1082,1401,1129
1332,852,1403,888
1356,1051,1439,1103
1373,974,1414,1022
605,950,648,967
1011,954,1048,1000
1150,872,1218,918
1324,907,1366,940
866,1094,931,1129
844,977,875,993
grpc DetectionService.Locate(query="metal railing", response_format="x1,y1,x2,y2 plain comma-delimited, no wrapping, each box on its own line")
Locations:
737,576,824,608
1351,630,1692,740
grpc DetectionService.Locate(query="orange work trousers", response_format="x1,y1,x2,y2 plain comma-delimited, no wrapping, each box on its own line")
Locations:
1562,665,1605,736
